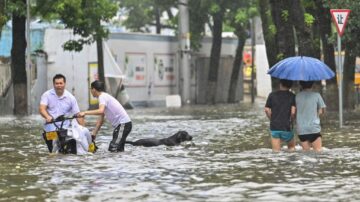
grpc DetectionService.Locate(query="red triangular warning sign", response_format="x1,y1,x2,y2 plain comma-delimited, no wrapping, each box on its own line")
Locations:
330,9,351,37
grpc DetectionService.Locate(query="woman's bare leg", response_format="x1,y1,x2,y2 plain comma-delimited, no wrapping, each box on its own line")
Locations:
300,141,312,151
311,137,322,152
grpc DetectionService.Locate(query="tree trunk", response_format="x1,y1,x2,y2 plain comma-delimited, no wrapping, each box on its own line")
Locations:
166,9,174,20
206,11,223,104
11,4,27,115
269,0,295,91
314,0,337,110
96,36,105,86
314,1,336,79
289,0,316,57
155,6,161,34
343,40,356,110
258,0,278,90
270,0,295,59
228,28,246,103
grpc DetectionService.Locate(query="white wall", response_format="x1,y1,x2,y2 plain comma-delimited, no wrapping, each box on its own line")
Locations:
107,33,238,104
44,29,97,110
107,33,179,103
41,30,239,109
255,45,272,98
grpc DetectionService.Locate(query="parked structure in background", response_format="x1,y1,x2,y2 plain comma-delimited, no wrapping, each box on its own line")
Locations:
106,32,241,106
0,18,273,115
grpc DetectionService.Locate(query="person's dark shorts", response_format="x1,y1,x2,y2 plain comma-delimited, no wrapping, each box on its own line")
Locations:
270,130,294,142
298,133,321,143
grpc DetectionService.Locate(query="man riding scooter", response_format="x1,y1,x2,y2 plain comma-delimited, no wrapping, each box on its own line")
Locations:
39,74,94,154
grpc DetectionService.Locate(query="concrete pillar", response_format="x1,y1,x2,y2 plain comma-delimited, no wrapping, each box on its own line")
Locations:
178,0,191,104
31,52,47,114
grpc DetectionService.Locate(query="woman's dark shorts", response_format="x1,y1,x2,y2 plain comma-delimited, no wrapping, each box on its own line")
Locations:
298,133,321,143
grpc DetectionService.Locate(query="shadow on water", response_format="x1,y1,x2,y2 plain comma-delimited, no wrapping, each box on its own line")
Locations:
1,101,360,201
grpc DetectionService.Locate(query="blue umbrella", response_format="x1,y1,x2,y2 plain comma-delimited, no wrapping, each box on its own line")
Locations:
267,56,335,81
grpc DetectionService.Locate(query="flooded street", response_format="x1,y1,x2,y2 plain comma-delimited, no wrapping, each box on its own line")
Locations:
1,101,360,201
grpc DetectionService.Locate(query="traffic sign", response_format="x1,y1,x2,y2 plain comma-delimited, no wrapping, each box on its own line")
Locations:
330,9,350,128
330,9,351,37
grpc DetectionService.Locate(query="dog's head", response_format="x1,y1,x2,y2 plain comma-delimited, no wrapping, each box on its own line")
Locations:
175,130,192,143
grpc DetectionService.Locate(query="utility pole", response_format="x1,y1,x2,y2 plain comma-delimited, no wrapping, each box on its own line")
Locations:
178,0,191,104
26,0,31,114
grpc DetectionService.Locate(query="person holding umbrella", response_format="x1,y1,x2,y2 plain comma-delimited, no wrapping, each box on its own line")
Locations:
265,79,296,152
296,81,326,152
268,56,335,152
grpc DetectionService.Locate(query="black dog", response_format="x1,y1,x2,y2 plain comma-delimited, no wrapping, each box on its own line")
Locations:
125,131,192,147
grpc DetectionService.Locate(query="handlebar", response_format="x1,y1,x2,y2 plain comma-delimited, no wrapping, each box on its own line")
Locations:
45,115,79,125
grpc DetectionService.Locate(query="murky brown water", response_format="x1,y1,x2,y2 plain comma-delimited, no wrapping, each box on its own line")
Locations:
1,101,360,201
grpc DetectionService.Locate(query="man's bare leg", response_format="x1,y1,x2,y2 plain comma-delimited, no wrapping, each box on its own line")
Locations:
271,138,281,152
287,138,296,152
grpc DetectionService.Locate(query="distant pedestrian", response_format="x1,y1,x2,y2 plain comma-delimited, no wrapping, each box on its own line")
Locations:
296,81,326,152
79,80,132,152
265,79,296,152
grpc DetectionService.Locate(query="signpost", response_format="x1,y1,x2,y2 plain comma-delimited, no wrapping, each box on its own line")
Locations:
330,9,351,128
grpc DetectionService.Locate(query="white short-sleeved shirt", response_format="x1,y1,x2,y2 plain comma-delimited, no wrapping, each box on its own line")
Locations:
296,91,326,135
98,92,131,127
40,89,80,132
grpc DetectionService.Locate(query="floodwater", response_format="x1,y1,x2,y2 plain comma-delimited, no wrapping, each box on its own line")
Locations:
1,101,360,202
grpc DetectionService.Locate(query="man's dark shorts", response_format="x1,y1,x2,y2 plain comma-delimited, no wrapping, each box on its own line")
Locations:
270,130,294,142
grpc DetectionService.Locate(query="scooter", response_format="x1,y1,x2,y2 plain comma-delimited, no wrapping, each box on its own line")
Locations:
42,115,97,154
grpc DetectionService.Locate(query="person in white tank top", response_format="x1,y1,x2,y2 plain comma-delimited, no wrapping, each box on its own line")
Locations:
79,81,132,152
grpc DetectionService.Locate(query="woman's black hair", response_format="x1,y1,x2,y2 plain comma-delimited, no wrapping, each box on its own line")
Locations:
91,80,105,92
299,81,314,89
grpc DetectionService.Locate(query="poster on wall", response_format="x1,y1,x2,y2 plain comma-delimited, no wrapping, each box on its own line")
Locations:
88,62,99,106
154,54,176,86
124,53,147,86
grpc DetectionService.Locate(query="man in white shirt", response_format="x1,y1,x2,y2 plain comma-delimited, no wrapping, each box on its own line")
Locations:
79,80,132,152
39,74,85,153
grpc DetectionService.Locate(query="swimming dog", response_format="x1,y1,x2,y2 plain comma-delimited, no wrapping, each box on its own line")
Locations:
125,131,192,147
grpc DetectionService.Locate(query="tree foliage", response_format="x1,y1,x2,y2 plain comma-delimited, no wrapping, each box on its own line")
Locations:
35,0,118,51
0,0,28,37
0,0,9,30
188,0,210,51
119,0,177,33
35,0,118,83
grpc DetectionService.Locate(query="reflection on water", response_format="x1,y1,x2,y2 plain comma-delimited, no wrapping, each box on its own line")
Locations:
1,102,360,201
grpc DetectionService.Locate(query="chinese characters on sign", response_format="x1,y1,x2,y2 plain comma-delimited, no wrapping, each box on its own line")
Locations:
124,53,147,86
154,54,176,86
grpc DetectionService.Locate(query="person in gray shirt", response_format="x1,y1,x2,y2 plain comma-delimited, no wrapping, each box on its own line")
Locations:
296,81,326,152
